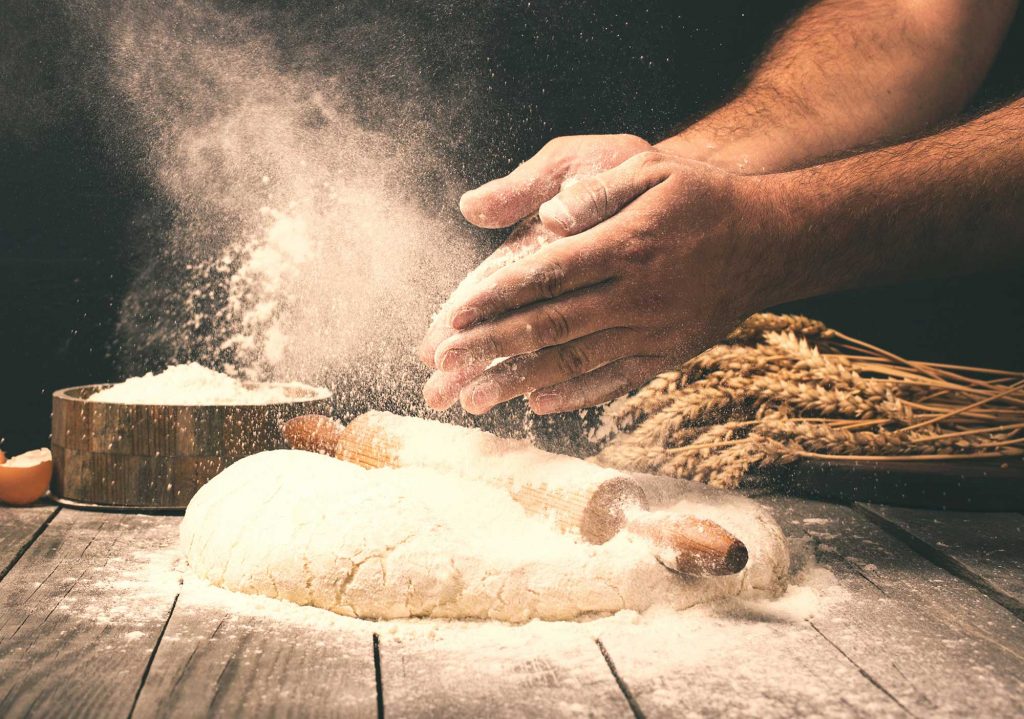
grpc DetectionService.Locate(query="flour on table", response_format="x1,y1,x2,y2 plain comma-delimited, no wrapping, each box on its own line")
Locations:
181,450,790,622
88,363,327,405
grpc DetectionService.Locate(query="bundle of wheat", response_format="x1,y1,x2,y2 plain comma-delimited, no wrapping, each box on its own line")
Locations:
593,314,1024,488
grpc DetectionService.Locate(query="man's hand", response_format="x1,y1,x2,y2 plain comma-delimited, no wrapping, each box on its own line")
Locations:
422,93,1024,417
458,133,653,229
422,149,785,415
418,133,655,403
418,0,1022,416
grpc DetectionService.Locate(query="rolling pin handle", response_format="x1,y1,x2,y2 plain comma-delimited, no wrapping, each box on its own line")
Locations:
626,512,749,576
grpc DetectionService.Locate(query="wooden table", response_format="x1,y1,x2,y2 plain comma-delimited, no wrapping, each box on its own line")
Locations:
1,496,1022,718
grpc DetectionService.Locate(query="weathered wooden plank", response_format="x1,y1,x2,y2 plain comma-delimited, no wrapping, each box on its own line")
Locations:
762,497,1024,717
858,504,1024,615
596,598,905,717
0,505,59,581
133,579,378,718
0,511,182,719
379,620,633,718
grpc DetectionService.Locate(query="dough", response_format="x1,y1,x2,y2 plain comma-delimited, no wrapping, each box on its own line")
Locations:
181,450,789,622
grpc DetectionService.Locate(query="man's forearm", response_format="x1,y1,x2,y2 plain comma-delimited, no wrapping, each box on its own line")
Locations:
762,98,1024,306
660,0,1017,174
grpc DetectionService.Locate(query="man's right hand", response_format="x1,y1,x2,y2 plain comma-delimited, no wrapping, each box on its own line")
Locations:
458,133,653,229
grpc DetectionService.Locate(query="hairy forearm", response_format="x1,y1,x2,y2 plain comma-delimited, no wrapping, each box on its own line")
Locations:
660,0,1017,173
762,98,1024,305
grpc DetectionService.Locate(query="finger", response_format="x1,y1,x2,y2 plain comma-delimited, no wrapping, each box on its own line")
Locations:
445,215,636,330
538,150,671,237
417,217,557,367
434,284,622,373
460,144,569,229
528,356,666,415
422,359,492,410
457,328,642,414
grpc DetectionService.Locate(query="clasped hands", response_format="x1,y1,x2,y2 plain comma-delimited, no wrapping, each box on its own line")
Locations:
418,133,787,415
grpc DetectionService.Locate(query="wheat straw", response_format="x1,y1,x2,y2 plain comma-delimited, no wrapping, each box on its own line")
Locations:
594,313,1024,487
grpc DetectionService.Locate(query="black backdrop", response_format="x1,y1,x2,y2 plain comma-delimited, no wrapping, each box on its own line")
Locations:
1,0,1022,453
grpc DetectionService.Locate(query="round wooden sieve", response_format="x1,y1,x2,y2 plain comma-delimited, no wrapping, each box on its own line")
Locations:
51,383,332,510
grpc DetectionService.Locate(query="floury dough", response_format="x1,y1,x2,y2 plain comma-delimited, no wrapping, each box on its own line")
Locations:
181,450,790,622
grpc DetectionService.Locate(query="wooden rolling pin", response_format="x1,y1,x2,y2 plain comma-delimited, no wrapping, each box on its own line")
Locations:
282,411,748,576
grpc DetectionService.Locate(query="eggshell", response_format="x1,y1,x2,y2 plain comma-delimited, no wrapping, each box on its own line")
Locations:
0,448,52,505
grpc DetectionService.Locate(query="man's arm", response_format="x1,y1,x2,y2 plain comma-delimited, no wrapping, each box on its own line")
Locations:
660,0,1018,173
425,99,1024,414
419,0,1021,413
772,97,1024,300
458,0,1019,231
453,2,1016,235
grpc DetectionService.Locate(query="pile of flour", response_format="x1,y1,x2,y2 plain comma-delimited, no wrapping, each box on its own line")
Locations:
181,449,791,623
88,363,327,405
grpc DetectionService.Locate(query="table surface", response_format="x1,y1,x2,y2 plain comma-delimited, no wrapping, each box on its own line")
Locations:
1,494,1022,718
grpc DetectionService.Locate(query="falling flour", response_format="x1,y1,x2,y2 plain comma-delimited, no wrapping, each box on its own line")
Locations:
88,363,328,405
104,1,480,397
181,449,791,622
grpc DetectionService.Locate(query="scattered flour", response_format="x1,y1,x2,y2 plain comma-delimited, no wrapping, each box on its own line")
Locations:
87,363,329,405
181,449,792,623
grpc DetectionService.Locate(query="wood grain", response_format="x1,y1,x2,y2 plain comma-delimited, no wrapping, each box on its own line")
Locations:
0,511,182,718
596,496,911,716
858,504,1024,616
0,505,59,582
596,606,906,718
762,496,1024,717
133,581,378,719
378,622,633,718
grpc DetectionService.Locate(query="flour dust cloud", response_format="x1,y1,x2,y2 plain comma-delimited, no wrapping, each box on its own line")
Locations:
100,0,481,413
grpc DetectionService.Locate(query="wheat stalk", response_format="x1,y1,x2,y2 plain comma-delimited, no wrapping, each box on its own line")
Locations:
593,313,1024,487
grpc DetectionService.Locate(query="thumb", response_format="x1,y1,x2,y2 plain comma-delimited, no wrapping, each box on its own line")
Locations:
459,144,568,229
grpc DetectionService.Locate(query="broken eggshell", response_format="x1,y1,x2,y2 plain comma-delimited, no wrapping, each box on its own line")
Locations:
0,448,52,505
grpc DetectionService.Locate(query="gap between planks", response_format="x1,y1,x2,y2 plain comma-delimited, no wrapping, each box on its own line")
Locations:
376,621,635,718
129,590,183,719
595,638,645,719
373,633,384,719
129,584,378,718
0,505,61,585
9,498,1014,718
855,503,1024,620
758,495,1024,717
0,512,184,718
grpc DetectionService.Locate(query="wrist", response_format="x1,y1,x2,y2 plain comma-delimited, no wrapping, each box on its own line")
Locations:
655,133,715,164
657,132,750,173
657,130,784,176
740,171,824,308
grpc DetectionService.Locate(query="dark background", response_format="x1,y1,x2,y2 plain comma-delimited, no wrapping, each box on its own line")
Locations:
1,0,1022,453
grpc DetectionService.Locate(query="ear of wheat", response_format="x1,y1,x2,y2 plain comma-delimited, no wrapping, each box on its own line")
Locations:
593,314,1024,488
